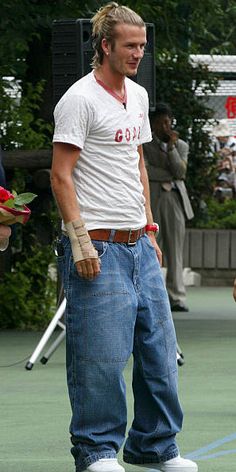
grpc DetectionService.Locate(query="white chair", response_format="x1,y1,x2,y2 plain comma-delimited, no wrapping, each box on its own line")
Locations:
25,297,66,370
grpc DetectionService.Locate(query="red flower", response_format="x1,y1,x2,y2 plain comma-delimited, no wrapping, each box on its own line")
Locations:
0,186,36,225
0,186,14,204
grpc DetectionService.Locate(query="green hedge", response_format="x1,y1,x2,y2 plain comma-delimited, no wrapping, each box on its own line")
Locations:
0,167,58,330
0,243,57,330
189,198,236,229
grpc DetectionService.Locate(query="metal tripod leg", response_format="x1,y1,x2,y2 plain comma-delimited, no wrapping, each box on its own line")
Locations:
40,321,66,365
25,298,66,370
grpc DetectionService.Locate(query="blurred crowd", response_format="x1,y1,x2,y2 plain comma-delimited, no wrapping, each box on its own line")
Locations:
211,120,236,202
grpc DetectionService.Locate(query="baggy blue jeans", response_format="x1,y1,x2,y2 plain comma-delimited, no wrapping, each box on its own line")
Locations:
58,234,183,472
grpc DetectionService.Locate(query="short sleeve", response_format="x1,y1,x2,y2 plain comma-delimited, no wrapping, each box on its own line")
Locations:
139,89,152,145
53,93,94,149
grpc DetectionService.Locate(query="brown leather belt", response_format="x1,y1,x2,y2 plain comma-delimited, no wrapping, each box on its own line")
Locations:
88,227,146,245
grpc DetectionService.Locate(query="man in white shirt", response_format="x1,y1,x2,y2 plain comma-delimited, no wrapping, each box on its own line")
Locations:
51,3,197,472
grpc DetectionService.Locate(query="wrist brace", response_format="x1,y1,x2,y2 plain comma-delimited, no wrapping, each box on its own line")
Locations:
65,219,98,264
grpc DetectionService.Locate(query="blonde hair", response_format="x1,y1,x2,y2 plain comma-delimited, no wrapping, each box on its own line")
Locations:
91,2,145,68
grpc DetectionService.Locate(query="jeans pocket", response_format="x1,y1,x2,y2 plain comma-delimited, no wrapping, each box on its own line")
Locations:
143,234,156,250
92,240,108,259
55,235,71,281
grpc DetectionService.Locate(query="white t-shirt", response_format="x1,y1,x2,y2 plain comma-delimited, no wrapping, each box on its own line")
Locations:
53,71,152,230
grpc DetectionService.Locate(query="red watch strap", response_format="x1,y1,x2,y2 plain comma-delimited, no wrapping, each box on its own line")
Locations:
145,223,159,233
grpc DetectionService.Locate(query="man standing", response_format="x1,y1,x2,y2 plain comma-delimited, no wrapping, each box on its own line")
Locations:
144,103,194,312
51,3,197,472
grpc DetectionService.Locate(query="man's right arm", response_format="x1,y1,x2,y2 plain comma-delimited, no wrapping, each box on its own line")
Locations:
51,142,100,279
51,143,82,221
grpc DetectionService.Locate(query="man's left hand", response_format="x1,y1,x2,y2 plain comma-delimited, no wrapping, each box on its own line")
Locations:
147,232,162,266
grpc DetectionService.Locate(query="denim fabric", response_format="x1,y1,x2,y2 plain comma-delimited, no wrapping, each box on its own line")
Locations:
57,234,183,472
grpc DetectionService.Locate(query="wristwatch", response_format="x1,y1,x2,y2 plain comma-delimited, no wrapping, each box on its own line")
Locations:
145,223,159,233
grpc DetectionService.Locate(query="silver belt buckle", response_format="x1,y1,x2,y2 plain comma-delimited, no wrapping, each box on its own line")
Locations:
127,229,136,245
127,229,136,246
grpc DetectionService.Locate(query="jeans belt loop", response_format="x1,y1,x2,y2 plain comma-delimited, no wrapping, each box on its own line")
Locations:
108,229,116,243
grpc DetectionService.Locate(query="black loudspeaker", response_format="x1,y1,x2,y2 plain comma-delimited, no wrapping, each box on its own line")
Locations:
52,19,156,110
132,23,156,111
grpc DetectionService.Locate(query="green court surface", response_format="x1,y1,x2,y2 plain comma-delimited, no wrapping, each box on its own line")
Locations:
0,286,236,472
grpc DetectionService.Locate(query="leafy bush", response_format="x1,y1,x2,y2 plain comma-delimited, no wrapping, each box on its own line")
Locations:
0,79,52,151
189,197,236,229
0,242,57,330
0,168,59,330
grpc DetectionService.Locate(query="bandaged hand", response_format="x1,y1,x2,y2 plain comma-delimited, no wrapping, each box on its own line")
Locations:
65,219,100,279
65,219,98,263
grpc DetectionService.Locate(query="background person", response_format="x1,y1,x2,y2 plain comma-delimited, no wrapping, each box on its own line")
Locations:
233,278,236,302
211,120,236,201
143,102,194,312
51,3,197,472
211,119,236,172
